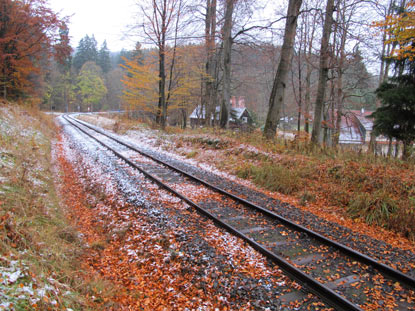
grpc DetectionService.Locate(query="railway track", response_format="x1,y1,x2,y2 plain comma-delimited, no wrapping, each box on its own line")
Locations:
63,114,415,310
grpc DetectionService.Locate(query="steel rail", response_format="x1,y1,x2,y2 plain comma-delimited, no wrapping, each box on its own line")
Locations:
66,115,415,290
63,114,365,311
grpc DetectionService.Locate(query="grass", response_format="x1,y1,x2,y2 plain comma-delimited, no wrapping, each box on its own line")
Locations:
0,104,114,310
236,162,305,195
185,150,198,159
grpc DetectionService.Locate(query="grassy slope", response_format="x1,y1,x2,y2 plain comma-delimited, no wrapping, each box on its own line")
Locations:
180,129,415,240
0,105,103,310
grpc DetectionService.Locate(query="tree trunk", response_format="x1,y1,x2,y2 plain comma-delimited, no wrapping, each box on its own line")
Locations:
159,45,166,128
311,0,335,145
402,140,411,161
158,1,167,129
297,25,304,133
395,141,400,158
304,62,312,133
387,138,393,157
204,0,217,127
220,0,234,129
181,108,187,129
263,0,303,139
303,6,318,135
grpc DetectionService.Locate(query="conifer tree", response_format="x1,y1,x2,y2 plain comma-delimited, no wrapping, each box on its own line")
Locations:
98,40,111,73
72,35,98,71
372,0,415,160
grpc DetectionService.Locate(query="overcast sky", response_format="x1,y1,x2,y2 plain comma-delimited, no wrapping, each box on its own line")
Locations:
48,0,137,51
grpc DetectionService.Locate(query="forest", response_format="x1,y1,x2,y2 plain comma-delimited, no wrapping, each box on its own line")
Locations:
0,0,414,157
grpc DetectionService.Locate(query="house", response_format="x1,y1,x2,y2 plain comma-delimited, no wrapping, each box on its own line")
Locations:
338,110,369,144
190,96,253,128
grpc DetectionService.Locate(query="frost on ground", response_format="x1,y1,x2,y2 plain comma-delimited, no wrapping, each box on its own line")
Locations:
0,256,68,310
61,116,330,310
0,106,84,311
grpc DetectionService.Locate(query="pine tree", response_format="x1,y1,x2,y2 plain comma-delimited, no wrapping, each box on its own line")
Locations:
72,35,98,71
372,1,415,160
98,40,111,73
372,65,415,160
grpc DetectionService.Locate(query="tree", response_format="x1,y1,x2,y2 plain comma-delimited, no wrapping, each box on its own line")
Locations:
0,0,69,100
72,35,98,72
138,0,185,129
372,74,415,160
310,0,335,145
121,52,159,117
263,0,303,139
168,45,204,128
121,45,203,124
371,0,415,160
203,0,218,127
379,0,415,60
52,22,73,112
98,40,111,73
219,0,236,128
105,67,124,111
369,0,406,152
54,22,72,73
75,62,107,112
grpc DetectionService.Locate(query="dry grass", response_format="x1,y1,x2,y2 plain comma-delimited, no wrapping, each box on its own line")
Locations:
174,127,415,239
0,104,114,310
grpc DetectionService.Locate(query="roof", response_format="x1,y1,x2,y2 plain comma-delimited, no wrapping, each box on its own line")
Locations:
339,114,364,144
349,110,373,131
230,107,246,120
190,105,249,120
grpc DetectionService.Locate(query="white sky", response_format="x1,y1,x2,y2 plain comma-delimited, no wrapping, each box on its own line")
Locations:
48,0,138,51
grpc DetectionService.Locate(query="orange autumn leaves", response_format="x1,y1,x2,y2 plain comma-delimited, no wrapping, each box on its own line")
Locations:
374,1,415,61
55,134,233,310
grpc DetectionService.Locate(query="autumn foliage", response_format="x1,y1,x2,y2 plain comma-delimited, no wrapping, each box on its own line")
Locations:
121,46,203,125
375,0,415,61
0,0,70,100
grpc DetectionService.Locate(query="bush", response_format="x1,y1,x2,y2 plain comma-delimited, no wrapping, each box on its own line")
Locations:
236,162,303,195
347,190,398,226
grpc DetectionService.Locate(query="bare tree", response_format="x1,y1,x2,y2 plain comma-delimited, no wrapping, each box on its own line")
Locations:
311,0,335,145
263,0,303,139
138,0,184,129
301,0,323,134
203,0,217,126
219,0,236,128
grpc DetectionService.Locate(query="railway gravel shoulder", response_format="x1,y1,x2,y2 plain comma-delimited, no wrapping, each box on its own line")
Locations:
60,116,332,310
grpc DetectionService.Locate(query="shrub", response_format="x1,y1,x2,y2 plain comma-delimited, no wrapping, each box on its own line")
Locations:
186,150,198,159
236,162,303,195
299,191,316,206
347,191,398,226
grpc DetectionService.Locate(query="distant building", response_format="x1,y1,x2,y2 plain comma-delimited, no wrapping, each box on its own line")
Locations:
190,96,253,128
338,109,370,144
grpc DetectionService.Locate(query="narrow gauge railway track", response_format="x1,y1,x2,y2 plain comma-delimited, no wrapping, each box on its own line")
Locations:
63,115,415,311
